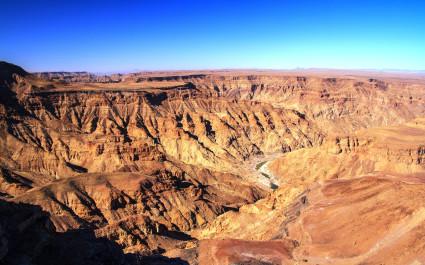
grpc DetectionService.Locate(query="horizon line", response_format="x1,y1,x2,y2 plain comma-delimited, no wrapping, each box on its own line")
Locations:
30,67,425,75
31,67,425,76
3,60,425,76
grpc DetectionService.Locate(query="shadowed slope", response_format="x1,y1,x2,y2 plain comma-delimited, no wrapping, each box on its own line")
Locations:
1,62,425,264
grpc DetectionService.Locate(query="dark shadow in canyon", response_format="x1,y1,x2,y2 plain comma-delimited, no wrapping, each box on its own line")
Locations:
0,199,190,265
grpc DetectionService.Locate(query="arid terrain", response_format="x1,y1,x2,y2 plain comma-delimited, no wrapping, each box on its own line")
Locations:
1,61,425,265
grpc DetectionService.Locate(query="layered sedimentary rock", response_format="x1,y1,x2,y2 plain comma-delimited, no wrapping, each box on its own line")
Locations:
196,118,425,233
13,163,266,253
267,117,425,186
1,61,425,264
191,74,425,133
193,117,425,264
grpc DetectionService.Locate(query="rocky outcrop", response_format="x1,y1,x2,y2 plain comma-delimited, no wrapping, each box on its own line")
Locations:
267,117,425,185
1,73,323,180
194,118,425,244
1,62,425,264
11,161,265,253
189,74,425,133
0,199,145,265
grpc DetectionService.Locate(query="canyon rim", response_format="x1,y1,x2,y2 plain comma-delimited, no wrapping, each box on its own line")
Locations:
1,1,425,264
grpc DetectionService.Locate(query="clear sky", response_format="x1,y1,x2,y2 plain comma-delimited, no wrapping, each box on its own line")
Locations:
1,0,424,72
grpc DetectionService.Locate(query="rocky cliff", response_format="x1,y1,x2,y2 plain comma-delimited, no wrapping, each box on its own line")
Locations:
1,61,425,264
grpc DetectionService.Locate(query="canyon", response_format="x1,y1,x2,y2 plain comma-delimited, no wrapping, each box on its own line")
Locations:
1,61,425,264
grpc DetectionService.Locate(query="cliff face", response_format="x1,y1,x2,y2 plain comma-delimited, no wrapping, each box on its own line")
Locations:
4,68,425,181
190,75,425,133
196,118,425,238
2,79,322,179
1,62,425,264
20,90,319,173
12,164,266,253
267,117,425,186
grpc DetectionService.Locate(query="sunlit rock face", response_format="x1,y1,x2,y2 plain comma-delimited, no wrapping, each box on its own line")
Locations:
1,61,425,264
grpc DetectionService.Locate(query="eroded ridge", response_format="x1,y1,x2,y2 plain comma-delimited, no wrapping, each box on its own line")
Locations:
1,61,425,264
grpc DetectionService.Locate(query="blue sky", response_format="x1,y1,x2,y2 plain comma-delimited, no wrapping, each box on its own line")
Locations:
1,0,424,72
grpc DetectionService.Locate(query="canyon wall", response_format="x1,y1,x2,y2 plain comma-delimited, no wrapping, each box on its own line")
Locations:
1,61,425,264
